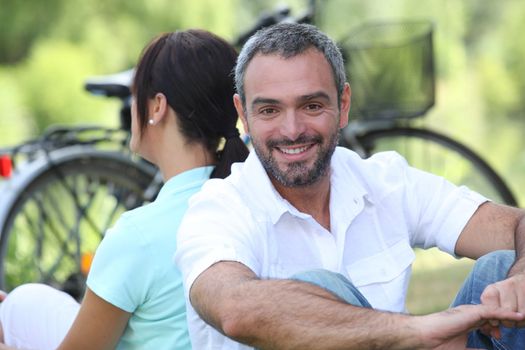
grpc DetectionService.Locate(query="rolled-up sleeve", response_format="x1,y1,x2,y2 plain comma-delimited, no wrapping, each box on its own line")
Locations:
403,160,488,254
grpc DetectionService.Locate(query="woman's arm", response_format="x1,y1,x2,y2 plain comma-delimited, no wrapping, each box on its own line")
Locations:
57,288,131,350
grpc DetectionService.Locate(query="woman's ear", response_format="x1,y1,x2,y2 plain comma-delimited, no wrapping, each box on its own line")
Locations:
148,93,168,125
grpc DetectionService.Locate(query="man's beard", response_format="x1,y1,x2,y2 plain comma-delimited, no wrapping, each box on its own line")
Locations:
253,129,340,188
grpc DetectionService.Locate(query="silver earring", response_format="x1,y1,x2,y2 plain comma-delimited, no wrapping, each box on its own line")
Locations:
148,119,155,125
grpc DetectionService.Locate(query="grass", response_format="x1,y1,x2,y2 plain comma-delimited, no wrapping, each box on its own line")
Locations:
406,248,475,315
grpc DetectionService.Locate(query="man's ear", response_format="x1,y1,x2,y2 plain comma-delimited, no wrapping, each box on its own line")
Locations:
149,93,168,124
234,94,249,135
339,83,351,129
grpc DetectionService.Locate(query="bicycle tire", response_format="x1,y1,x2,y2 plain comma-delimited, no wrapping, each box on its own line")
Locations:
0,147,156,300
341,126,518,206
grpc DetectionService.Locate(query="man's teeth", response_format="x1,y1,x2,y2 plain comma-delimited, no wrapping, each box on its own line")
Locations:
280,146,308,154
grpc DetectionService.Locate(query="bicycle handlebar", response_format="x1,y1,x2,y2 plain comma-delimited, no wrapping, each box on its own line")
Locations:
234,0,316,47
233,6,291,47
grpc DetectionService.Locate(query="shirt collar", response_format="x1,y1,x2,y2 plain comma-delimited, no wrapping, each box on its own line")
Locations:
157,166,214,200
236,152,290,224
331,147,369,200
329,147,370,226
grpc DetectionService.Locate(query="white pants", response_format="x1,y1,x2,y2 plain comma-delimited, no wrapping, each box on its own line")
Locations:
0,283,80,350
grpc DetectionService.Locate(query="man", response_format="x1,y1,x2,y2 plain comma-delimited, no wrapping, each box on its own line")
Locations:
175,22,525,349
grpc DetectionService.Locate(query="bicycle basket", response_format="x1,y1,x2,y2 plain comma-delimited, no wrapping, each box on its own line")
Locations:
340,20,435,120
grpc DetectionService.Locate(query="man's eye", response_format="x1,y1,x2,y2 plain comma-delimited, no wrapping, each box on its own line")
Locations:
305,104,322,111
260,108,278,115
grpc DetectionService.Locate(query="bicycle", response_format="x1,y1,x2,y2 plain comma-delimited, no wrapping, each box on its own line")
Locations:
0,0,517,300
0,71,161,300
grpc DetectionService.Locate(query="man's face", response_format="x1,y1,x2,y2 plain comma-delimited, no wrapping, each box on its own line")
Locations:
235,49,350,188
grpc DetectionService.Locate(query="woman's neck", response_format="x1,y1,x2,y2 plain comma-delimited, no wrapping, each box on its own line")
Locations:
158,145,215,182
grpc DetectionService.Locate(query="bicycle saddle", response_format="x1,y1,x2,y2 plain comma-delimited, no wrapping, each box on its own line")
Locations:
84,69,133,99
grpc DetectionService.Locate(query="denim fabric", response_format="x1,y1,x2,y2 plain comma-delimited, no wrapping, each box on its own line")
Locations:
291,269,372,308
452,250,525,350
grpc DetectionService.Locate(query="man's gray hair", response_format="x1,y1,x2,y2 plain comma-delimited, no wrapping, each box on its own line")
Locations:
235,22,346,108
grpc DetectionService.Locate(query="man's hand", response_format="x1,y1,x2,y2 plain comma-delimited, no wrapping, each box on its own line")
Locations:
479,273,525,333
417,304,525,349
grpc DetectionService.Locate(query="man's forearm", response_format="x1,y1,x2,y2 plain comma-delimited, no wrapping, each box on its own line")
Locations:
225,280,418,349
193,262,422,350
192,262,525,349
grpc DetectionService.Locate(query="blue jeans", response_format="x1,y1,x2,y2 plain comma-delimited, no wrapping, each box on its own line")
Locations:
292,250,525,349
451,250,525,349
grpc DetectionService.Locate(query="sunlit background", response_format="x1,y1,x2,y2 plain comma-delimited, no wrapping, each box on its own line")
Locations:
1,0,524,314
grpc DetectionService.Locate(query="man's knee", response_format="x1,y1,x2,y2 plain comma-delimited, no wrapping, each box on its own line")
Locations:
454,250,516,307
290,269,372,308
473,250,515,278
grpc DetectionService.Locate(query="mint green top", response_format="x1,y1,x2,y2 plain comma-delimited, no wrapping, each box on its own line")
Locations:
87,166,213,349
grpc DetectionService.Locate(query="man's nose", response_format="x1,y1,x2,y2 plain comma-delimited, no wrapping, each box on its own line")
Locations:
279,110,306,140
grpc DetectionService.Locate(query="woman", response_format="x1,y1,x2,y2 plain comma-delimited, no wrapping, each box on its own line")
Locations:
0,29,249,349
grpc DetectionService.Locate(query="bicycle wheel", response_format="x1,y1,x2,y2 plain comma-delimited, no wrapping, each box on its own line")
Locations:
342,126,517,206
0,148,156,300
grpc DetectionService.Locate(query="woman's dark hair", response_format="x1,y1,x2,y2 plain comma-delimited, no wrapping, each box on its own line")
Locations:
132,29,249,179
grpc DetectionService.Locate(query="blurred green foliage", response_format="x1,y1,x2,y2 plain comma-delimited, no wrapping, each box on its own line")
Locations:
1,0,525,206
0,0,239,144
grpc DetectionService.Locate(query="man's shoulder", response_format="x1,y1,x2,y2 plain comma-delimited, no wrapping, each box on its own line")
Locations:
192,177,242,204
192,152,273,205
186,174,250,220
332,147,415,202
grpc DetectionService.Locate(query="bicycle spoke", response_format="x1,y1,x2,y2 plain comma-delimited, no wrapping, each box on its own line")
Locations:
48,162,106,237
27,188,72,283
8,193,46,283
41,174,105,281
100,187,127,236
0,153,154,295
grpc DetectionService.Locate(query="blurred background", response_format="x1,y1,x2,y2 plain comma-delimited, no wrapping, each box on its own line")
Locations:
1,0,524,314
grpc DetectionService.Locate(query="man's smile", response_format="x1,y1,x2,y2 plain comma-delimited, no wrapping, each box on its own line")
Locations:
277,144,313,155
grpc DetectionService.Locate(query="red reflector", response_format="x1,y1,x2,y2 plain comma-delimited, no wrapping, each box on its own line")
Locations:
0,155,12,178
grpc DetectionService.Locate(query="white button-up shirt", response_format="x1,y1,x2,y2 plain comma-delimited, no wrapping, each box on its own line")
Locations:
175,147,487,349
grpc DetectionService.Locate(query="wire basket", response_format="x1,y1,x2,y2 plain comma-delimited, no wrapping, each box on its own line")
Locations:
340,20,435,120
